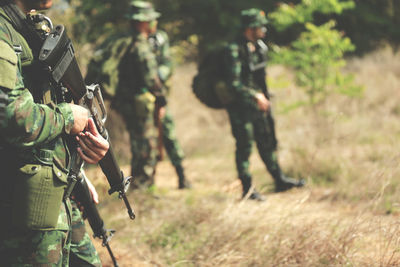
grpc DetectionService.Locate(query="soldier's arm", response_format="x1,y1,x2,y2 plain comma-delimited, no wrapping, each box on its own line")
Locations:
138,41,166,106
224,44,259,107
157,31,173,82
0,38,74,148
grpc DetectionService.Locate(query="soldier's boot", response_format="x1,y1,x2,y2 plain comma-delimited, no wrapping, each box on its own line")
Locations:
176,165,191,189
271,167,305,193
240,175,266,202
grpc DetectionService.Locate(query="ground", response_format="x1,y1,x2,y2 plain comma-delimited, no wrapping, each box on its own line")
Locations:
85,47,400,267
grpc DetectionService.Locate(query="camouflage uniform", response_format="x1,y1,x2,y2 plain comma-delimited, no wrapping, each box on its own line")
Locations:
114,1,164,186
69,200,102,267
149,29,190,189
0,6,100,266
223,9,304,198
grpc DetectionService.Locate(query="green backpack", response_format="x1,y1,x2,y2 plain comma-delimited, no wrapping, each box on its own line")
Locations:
192,46,234,109
85,35,132,99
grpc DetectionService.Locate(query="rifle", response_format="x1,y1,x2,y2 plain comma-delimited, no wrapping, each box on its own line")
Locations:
249,39,278,149
39,25,136,220
73,172,119,267
1,2,135,220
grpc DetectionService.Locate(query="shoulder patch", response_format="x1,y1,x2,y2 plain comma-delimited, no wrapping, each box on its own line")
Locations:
0,40,18,90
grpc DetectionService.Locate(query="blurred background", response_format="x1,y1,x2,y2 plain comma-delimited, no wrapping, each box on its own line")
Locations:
49,0,400,266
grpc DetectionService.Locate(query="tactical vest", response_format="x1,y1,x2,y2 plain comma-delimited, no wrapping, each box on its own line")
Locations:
0,8,70,231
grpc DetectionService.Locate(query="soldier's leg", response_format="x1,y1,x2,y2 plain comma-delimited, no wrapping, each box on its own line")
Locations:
161,108,190,189
161,108,184,167
69,200,102,267
128,99,158,187
253,113,304,192
0,202,71,266
228,110,254,195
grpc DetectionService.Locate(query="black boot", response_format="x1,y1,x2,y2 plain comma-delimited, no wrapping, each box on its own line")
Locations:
176,165,191,189
272,168,305,192
240,175,266,202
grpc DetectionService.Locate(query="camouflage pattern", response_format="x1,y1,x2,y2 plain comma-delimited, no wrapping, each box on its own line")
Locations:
126,1,160,22
161,108,184,167
150,30,184,167
223,36,281,193
0,89,7,124
0,7,75,264
0,202,71,266
70,200,102,267
241,8,268,28
115,30,162,184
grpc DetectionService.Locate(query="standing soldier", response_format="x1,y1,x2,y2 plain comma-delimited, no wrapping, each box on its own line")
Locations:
149,22,191,189
0,0,109,265
223,8,305,201
114,1,167,188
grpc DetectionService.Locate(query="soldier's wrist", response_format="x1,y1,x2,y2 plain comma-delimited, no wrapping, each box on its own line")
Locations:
57,103,74,134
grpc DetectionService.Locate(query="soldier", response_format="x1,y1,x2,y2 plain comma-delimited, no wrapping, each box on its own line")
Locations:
223,8,305,201
114,1,166,188
149,21,191,189
0,0,109,265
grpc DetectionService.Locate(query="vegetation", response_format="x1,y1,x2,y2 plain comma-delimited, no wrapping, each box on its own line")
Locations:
268,0,362,109
86,48,400,266
46,0,400,265
68,0,400,55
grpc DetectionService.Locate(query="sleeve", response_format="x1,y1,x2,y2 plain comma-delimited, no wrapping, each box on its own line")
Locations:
137,40,163,94
157,31,173,82
223,44,259,107
0,39,74,148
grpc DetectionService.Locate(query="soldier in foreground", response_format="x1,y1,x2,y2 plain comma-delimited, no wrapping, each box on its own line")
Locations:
149,18,191,189
0,0,108,264
114,1,167,188
222,9,305,201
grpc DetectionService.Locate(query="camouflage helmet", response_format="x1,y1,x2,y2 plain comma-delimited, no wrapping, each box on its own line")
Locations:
241,8,268,28
126,1,160,22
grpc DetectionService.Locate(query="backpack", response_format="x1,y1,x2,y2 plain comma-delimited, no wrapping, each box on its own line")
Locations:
85,35,132,99
192,46,234,109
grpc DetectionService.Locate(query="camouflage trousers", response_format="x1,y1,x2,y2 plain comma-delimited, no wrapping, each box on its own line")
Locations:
0,200,101,266
0,201,71,266
124,98,158,186
227,108,280,188
69,200,102,267
161,108,184,167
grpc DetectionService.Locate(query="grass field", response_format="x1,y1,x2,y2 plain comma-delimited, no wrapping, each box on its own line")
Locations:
85,46,400,266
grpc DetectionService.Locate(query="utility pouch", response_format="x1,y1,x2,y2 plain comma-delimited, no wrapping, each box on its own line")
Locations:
11,162,68,230
134,91,156,119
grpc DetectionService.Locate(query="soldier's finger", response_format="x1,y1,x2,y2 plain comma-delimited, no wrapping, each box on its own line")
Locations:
83,131,109,150
77,147,97,164
77,137,103,163
79,135,106,158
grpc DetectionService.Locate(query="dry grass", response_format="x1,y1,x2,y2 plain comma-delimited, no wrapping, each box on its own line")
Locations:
85,46,400,266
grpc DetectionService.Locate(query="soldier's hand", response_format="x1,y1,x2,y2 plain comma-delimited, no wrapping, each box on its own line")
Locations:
158,106,166,119
255,93,270,112
76,118,109,164
69,104,89,134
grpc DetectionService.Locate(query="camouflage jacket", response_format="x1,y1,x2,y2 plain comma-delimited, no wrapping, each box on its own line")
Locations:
149,30,173,85
223,36,269,110
117,30,163,101
0,8,74,176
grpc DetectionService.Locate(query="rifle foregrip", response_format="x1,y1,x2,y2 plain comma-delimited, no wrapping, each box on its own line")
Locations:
99,144,126,194
73,178,106,238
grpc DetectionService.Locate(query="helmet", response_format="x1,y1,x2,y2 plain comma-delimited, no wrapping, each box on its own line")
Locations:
241,8,268,28
126,1,160,22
